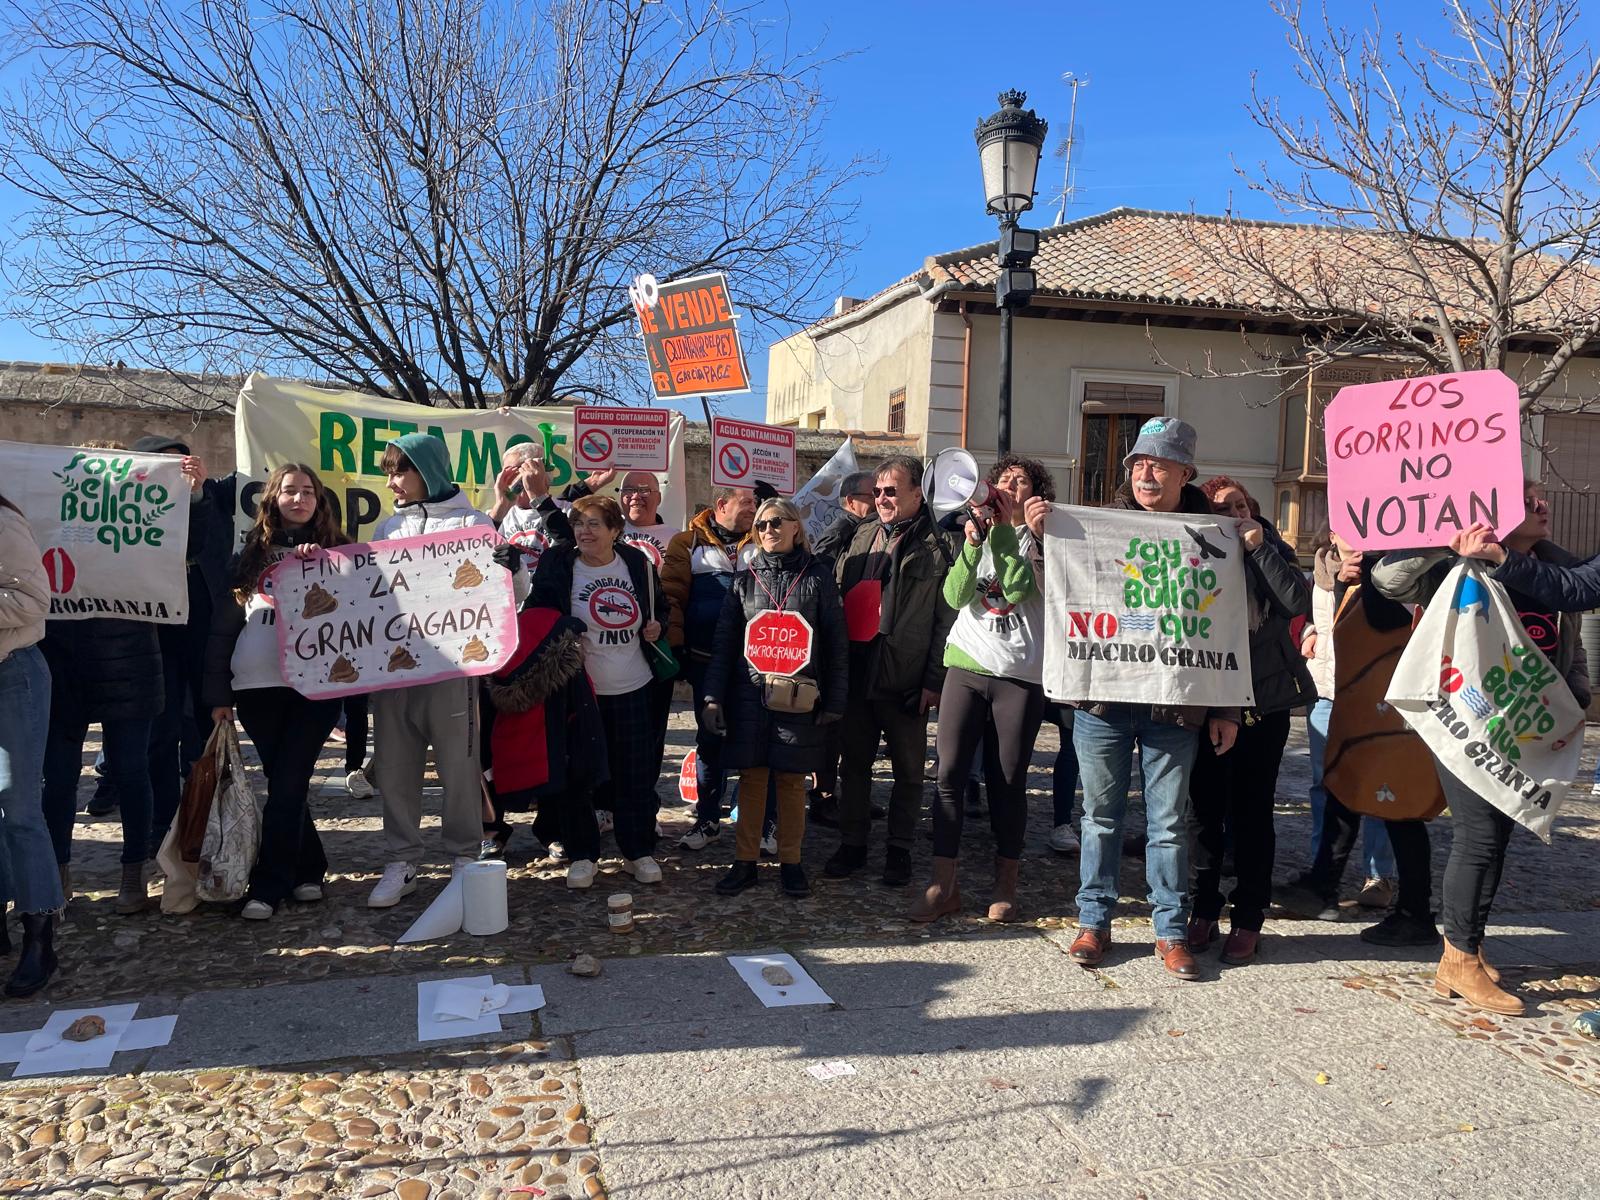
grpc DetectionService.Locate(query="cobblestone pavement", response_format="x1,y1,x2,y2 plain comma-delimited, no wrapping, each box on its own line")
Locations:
3,701,1596,1198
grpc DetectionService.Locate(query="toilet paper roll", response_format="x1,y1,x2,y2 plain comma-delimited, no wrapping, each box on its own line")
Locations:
461,860,509,936
398,875,464,944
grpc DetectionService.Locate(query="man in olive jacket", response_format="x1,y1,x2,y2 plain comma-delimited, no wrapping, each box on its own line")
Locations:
826,455,956,886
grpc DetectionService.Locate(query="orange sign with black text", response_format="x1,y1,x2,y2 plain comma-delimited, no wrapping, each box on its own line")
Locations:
630,272,751,399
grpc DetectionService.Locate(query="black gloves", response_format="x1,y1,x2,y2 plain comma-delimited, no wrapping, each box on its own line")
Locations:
491,542,523,573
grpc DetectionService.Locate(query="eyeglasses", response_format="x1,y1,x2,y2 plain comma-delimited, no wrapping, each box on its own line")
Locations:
620,487,656,497
872,486,897,498
572,518,613,532
754,518,790,532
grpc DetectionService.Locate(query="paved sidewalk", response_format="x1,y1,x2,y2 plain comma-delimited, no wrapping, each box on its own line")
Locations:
2,912,1597,1199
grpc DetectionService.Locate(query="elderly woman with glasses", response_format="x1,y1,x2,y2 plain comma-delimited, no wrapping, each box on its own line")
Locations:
701,499,849,898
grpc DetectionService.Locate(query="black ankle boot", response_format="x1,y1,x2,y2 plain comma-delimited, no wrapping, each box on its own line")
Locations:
0,913,11,957
5,913,57,999
715,861,759,896
780,863,810,898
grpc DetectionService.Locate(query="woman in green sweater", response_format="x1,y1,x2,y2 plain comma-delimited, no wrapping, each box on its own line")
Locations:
911,455,1055,923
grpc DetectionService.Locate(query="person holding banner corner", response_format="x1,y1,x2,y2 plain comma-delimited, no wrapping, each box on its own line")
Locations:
1378,481,1589,1014
366,434,529,908
1041,418,1239,981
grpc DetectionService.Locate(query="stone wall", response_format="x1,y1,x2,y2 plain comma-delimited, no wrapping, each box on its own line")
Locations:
4,401,238,472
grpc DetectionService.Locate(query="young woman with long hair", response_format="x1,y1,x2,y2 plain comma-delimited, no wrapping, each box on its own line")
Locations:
203,464,349,918
0,493,66,995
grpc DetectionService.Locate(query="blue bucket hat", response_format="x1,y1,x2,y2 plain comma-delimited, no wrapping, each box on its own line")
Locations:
1123,416,1197,471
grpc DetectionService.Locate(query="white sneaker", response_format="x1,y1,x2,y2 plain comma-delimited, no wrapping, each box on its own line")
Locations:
1048,823,1080,854
677,820,721,850
291,883,324,902
624,856,662,884
241,899,273,920
566,860,597,889
345,769,375,798
759,824,778,858
595,809,615,835
367,861,417,907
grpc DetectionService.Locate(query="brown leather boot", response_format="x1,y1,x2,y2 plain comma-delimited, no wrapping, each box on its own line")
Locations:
115,862,149,916
1478,947,1502,984
987,857,1021,922
1434,937,1523,1015
908,856,961,923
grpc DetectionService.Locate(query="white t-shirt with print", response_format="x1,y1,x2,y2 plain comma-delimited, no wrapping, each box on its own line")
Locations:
499,499,564,573
620,520,676,569
571,555,652,696
946,525,1045,684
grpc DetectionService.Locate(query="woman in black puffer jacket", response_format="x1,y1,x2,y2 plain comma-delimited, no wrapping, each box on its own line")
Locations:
702,498,849,899
1186,476,1314,968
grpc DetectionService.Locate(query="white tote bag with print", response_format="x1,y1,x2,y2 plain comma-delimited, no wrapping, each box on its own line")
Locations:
1386,560,1584,842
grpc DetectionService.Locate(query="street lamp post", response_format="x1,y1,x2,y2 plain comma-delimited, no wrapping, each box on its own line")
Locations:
975,90,1047,457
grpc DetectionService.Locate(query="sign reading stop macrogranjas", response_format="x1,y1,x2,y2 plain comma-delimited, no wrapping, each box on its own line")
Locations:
743,609,813,676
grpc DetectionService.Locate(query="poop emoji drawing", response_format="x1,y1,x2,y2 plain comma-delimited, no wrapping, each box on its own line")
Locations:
301,582,338,618
452,560,484,590
461,636,489,664
328,655,360,684
387,645,419,672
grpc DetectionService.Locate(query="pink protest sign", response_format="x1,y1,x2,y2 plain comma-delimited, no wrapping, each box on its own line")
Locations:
267,527,517,699
1325,369,1523,551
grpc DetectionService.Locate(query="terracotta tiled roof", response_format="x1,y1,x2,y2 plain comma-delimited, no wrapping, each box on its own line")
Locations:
921,207,1600,328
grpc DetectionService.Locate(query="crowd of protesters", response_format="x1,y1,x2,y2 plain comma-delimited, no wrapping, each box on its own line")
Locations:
0,415,1596,1020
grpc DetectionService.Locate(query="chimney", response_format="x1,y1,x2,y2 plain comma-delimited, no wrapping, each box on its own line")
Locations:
833,296,863,317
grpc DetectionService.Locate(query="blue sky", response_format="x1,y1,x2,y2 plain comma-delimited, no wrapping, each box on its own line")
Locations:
0,2,1527,419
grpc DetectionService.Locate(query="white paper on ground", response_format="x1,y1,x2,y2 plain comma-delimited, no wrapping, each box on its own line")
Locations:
499,985,545,1015
398,875,465,944
0,1029,36,1063
805,1060,857,1081
433,982,511,1021
15,1004,140,1076
416,976,501,1042
727,952,833,1008
117,1015,179,1053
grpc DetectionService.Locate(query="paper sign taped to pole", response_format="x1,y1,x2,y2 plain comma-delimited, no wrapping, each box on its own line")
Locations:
630,272,751,399
0,439,193,624
710,416,797,494
268,527,517,699
572,406,672,472
1041,504,1254,708
1325,368,1523,551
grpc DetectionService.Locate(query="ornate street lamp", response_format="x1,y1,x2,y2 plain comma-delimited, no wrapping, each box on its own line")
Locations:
975,90,1047,456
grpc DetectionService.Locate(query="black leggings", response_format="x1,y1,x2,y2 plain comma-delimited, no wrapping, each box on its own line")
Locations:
933,666,1044,859
343,694,369,774
1190,708,1292,932
235,688,342,906
1385,818,1433,919
1438,768,1515,951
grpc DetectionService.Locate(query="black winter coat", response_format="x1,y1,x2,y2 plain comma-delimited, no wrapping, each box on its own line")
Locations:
42,617,164,724
1240,538,1315,714
703,548,850,775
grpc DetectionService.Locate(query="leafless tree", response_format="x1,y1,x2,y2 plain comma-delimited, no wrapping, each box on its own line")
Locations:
0,0,864,407
1172,0,1600,412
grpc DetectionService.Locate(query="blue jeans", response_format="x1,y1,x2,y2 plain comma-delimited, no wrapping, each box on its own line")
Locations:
1073,707,1200,941
1307,699,1394,878
0,647,66,913
43,711,155,866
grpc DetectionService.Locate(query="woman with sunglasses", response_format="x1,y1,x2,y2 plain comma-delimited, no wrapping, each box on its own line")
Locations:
701,499,848,898
913,454,1055,924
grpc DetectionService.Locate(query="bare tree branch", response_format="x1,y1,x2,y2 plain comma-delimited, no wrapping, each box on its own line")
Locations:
0,0,868,406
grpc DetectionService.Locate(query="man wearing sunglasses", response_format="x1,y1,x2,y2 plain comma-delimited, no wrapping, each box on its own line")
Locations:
827,456,956,886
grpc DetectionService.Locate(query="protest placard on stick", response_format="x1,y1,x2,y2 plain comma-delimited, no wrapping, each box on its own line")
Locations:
1325,368,1523,551
1042,504,1254,708
572,406,671,472
0,439,192,623
268,527,516,699
629,272,751,399
710,417,797,494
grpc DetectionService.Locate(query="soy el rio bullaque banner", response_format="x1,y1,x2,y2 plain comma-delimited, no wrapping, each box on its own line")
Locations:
1042,504,1254,708
0,439,192,623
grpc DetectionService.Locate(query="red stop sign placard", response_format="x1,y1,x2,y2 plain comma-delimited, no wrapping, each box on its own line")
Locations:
743,610,813,676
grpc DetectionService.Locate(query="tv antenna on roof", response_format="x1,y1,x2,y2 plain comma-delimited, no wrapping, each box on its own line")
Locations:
1054,72,1089,227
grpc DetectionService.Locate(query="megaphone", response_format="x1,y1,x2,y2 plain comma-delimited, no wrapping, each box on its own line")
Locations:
925,447,996,519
